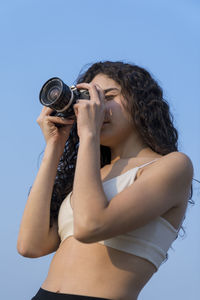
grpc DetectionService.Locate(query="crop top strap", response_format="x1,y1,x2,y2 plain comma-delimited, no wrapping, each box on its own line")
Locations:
137,158,159,169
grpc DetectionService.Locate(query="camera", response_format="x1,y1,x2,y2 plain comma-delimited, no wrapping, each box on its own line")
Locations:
39,77,90,118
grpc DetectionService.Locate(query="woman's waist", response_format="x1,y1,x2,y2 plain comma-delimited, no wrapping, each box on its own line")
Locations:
42,269,139,300
55,236,156,272
45,237,155,294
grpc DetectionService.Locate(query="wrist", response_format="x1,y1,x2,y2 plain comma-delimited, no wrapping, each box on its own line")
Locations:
44,140,64,162
79,132,100,145
78,132,101,169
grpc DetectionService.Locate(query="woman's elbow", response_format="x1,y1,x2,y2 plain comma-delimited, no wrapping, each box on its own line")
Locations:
16,242,40,258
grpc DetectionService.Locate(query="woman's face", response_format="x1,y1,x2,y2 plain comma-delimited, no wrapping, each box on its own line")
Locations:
90,73,134,147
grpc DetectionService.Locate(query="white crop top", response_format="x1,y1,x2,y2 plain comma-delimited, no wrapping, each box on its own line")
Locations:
58,159,181,270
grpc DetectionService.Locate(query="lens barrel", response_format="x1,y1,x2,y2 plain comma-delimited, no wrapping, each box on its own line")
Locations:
39,77,90,118
39,77,73,112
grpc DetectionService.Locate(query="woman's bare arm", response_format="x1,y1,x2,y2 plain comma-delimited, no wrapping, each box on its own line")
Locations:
17,141,62,257
17,107,74,257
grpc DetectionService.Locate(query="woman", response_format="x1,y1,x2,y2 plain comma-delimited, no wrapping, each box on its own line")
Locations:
17,61,194,300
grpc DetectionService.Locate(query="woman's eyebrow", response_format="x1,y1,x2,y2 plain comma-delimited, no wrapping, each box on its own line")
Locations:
104,88,120,94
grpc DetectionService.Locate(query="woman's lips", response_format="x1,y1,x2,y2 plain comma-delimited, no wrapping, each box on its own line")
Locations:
102,122,110,128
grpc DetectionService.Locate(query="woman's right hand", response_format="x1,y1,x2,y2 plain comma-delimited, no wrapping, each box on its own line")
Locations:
36,107,75,153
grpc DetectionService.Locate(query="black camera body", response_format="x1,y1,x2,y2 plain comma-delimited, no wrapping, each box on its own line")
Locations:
39,77,90,118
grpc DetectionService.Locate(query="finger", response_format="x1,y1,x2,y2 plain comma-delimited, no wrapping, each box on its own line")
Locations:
95,85,105,103
76,83,100,104
45,115,75,125
73,99,94,115
73,99,90,107
40,107,54,117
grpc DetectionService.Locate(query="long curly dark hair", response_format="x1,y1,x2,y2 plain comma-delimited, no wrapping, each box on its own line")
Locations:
48,61,194,238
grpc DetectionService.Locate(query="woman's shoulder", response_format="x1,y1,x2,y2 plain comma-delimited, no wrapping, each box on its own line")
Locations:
138,151,194,191
157,151,193,174
136,151,193,186
134,151,193,219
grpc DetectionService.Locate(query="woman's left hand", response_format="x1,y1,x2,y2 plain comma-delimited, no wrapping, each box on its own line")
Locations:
73,83,106,139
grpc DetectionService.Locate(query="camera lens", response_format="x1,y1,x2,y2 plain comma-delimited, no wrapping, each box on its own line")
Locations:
40,78,63,106
39,77,90,119
39,77,72,111
47,86,61,102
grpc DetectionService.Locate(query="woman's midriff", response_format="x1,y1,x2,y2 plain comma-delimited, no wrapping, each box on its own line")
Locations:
41,236,157,300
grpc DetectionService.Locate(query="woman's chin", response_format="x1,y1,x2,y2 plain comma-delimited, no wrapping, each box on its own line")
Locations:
100,134,112,147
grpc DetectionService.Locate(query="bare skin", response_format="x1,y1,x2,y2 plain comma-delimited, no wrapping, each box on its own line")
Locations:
41,154,188,300
19,74,192,300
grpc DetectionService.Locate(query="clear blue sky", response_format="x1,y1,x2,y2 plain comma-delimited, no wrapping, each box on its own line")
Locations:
0,0,199,299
